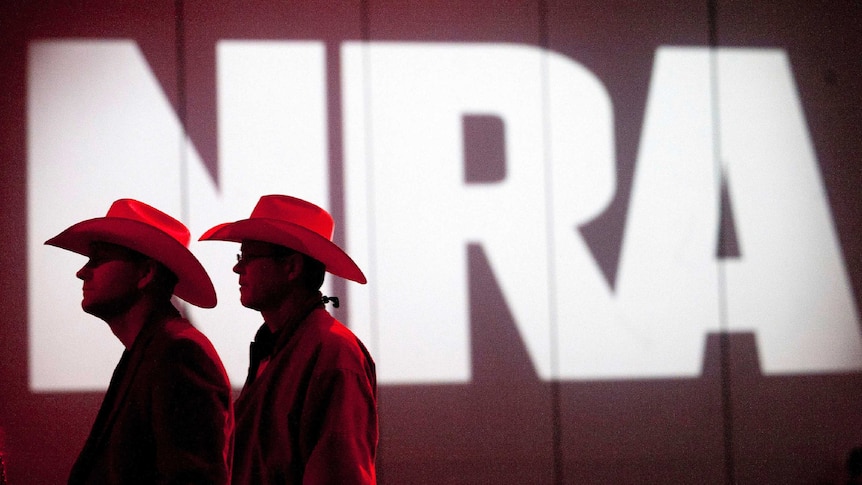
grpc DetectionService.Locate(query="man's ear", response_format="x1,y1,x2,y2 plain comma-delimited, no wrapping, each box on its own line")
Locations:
281,252,305,283
136,259,158,291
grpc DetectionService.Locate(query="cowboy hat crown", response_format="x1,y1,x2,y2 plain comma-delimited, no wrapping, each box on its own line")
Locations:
45,198,217,308
199,195,367,284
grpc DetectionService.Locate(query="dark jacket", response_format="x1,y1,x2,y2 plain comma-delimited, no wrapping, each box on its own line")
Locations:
232,307,377,484
68,312,233,484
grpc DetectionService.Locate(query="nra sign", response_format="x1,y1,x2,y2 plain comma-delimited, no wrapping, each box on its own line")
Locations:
27,40,862,390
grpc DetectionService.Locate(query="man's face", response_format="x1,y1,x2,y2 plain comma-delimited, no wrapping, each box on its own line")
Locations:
75,242,146,320
233,240,294,312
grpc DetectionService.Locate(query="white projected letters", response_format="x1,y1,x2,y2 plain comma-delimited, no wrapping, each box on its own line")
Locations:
28,40,333,390
716,49,862,373
28,41,187,390
343,43,617,382
27,40,862,391
608,48,862,377
345,44,862,381
188,40,335,386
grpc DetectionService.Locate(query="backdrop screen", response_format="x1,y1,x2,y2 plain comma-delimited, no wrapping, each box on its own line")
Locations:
2,1,861,484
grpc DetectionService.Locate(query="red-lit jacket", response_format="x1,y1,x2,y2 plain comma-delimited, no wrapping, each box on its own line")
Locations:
232,307,378,484
68,313,233,484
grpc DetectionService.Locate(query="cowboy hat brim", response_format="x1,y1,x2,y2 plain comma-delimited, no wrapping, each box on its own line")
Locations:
200,218,367,284
46,217,218,308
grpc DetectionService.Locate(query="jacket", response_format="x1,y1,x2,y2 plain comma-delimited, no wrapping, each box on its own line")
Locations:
232,307,377,484
68,313,233,484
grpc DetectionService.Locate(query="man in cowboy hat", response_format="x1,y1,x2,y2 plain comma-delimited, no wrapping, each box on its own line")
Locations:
200,194,377,484
45,198,233,484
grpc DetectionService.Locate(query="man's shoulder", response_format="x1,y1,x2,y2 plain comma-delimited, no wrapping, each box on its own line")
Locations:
303,310,362,346
152,317,221,358
300,310,374,368
148,317,230,382
156,314,207,337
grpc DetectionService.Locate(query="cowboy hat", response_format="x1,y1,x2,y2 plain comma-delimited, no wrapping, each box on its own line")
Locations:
45,198,217,308
199,195,367,284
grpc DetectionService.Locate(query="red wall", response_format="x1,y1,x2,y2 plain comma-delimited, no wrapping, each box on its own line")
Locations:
1,1,861,483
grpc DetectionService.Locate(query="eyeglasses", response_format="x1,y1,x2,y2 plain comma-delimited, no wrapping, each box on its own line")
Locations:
236,252,291,263
237,253,268,263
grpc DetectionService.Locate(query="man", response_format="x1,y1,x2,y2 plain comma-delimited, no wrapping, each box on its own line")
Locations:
200,194,377,484
45,198,233,484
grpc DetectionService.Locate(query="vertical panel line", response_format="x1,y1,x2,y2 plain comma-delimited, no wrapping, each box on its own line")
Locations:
359,0,378,364
357,0,383,481
708,0,737,483
539,0,564,483
327,40,349,325
175,0,189,315
175,0,188,220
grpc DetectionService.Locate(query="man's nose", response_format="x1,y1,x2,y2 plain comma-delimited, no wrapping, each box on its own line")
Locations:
76,265,90,281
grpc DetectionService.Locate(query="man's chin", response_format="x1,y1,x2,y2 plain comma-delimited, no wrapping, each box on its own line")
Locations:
81,303,109,320
239,297,261,311
82,300,127,321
